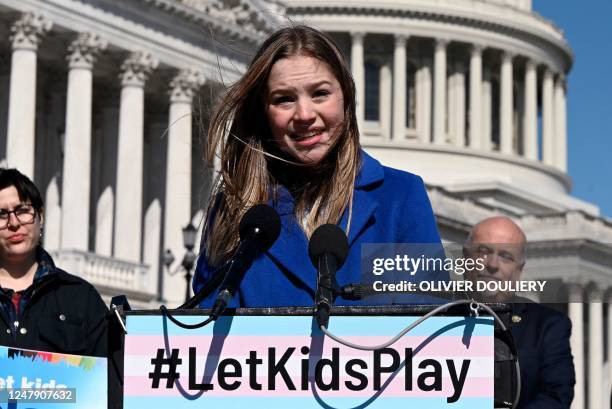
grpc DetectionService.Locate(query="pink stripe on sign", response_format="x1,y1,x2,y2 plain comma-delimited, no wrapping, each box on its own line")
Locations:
124,376,493,398
124,335,492,357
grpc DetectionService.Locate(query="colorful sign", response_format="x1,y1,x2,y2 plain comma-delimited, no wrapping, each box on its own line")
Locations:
0,345,107,409
124,314,494,408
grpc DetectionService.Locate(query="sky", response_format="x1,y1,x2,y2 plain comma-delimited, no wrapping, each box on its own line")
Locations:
533,0,612,218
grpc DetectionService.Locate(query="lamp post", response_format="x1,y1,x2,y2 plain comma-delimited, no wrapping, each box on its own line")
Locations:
181,222,197,304
159,248,175,303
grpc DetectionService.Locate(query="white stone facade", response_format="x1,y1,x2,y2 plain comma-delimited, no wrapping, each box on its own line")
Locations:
0,0,277,307
0,0,611,407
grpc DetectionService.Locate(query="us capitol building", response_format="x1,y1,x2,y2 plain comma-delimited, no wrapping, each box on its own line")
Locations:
0,0,610,407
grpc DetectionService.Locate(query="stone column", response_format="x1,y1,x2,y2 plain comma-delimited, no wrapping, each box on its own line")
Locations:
60,33,107,251
447,67,456,143
469,45,483,149
350,32,365,130
452,62,466,147
554,74,567,172
482,67,492,151
163,68,205,302
113,52,158,262
392,34,407,141
523,59,538,160
433,39,448,144
542,68,555,166
6,13,51,178
417,58,432,143
588,285,604,409
380,62,392,138
500,51,514,154
568,282,585,409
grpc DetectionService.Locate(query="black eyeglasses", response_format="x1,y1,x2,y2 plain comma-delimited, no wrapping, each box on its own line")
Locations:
0,204,36,229
467,244,521,265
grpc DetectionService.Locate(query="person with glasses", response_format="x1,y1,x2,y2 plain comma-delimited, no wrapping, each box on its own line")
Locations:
0,168,107,357
463,217,575,408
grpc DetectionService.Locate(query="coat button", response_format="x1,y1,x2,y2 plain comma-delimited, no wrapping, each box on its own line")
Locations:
59,314,66,321
19,327,27,335
5,329,10,334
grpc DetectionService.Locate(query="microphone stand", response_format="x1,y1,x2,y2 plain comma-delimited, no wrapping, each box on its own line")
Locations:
178,262,228,309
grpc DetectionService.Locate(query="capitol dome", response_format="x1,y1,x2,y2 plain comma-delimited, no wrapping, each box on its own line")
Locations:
284,0,594,216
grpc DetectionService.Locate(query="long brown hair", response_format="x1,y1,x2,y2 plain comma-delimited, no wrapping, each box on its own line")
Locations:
204,25,361,266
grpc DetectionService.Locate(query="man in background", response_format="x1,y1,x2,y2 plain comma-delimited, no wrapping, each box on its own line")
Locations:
464,216,575,409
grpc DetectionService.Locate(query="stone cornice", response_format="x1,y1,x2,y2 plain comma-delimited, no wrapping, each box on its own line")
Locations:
1,0,250,81
363,141,572,191
524,239,612,287
140,0,279,42
521,210,612,241
427,185,500,224
429,186,612,249
284,0,573,72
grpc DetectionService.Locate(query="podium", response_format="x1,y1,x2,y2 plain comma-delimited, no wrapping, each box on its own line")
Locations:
109,304,515,408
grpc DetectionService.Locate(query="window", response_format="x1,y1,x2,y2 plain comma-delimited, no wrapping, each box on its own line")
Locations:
365,60,380,121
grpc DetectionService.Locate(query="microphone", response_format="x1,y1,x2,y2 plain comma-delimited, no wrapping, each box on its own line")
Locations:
209,204,281,318
308,224,349,329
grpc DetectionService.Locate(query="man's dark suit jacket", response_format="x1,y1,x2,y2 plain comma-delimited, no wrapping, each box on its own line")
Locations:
511,301,575,408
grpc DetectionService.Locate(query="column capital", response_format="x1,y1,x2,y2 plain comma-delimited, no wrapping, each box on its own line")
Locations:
350,31,365,43
169,68,206,103
394,34,409,46
470,44,485,55
10,12,52,51
565,279,587,301
564,277,590,287
120,51,158,87
556,72,567,87
525,58,538,71
435,38,449,49
588,282,606,300
543,66,554,79
67,33,107,70
501,50,515,62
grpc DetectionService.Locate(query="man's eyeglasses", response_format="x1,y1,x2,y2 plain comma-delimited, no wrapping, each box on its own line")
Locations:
467,244,522,265
0,204,36,229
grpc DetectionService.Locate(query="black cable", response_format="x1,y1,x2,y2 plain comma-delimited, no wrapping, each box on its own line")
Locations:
159,305,214,329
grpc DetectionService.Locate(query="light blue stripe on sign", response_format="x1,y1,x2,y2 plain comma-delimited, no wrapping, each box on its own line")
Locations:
126,315,493,337
124,396,492,409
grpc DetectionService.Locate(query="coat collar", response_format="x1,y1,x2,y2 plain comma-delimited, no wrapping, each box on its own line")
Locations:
266,150,384,290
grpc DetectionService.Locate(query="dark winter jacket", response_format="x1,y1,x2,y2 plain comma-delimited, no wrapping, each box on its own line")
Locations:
0,250,108,357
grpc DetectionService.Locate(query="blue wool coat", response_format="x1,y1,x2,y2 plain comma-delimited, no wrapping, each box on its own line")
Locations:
193,151,445,308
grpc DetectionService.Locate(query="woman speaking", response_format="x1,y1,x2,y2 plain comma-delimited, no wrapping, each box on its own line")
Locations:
193,25,445,308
